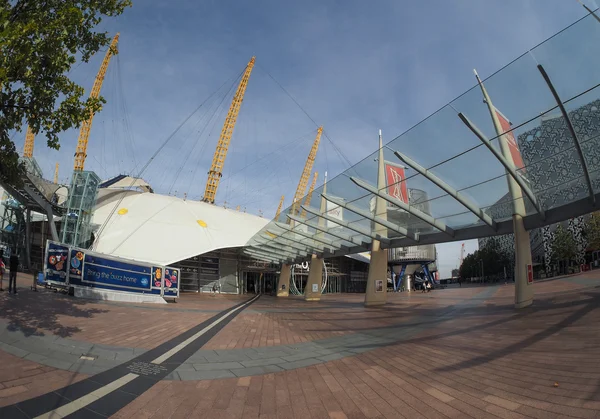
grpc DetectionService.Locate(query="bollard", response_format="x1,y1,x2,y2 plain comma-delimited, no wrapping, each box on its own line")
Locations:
31,269,39,292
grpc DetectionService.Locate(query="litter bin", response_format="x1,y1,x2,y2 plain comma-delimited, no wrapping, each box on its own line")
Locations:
31,269,39,291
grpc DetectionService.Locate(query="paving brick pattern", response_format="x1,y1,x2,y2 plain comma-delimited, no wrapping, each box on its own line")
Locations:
1,272,600,417
0,349,87,408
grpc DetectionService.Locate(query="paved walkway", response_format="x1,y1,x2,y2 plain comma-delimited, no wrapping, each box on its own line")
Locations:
0,272,599,417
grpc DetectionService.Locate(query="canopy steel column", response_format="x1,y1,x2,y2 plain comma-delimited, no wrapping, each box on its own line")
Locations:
364,130,388,306
393,150,497,230
277,264,291,297
304,177,329,302
471,69,533,309
538,64,595,205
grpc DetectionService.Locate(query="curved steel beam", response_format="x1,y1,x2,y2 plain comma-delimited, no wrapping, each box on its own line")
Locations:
243,250,282,263
393,150,497,230
538,64,595,206
300,204,390,246
272,221,344,250
350,176,455,237
255,235,317,253
287,214,368,248
458,113,546,218
322,193,419,242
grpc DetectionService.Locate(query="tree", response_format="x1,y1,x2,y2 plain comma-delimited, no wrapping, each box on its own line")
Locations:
459,238,511,280
0,0,132,183
583,212,600,251
551,224,577,265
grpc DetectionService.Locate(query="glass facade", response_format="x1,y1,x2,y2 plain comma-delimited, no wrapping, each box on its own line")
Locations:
246,11,600,263
61,171,101,247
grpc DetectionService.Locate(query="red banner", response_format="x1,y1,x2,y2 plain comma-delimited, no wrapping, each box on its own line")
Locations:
384,161,408,203
495,109,525,172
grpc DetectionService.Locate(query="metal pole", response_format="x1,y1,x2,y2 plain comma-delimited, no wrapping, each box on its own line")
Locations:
481,259,484,283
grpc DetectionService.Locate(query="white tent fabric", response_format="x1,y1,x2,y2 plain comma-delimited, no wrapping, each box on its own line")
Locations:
92,191,269,266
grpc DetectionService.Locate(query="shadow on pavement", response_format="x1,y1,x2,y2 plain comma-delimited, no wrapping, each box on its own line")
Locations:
0,288,108,338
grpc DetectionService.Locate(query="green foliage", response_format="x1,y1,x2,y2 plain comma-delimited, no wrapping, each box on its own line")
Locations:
0,0,131,183
583,212,600,251
459,237,511,279
551,224,577,263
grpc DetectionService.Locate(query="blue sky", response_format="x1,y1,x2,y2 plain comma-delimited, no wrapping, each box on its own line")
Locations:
17,0,598,277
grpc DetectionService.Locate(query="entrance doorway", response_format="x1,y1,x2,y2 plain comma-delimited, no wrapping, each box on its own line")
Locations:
242,272,278,295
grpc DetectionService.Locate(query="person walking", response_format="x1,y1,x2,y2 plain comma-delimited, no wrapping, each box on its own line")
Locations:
8,253,18,294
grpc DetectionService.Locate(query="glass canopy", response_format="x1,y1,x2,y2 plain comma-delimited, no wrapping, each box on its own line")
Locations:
245,10,600,264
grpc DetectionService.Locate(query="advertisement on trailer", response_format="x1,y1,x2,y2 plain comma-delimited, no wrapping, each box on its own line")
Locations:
82,254,152,292
162,267,180,297
45,241,69,284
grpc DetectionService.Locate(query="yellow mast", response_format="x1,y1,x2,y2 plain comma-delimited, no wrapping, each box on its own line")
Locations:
300,171,318,218
73,33,120,171
53,163,59,184
23,125,35,158
203,57,256,204
274,195,285,221
290,127,322,218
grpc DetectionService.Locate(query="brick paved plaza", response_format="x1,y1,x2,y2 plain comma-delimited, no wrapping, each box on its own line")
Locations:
0,272,599,418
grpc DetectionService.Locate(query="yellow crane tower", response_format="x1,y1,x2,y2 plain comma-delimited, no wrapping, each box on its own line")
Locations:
274,195,285,221
203,57,256,204
23,125,35,158
73,33,120,171
53,163,59,184
290,127,322,218
300,171,318,218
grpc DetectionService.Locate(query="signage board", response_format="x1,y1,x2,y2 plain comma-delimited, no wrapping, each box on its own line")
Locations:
527,264,533,284
44,241,69,285
82,253,152,291
162,266,180,298
375,279,384,292
43,240,180,299
311,283,319,292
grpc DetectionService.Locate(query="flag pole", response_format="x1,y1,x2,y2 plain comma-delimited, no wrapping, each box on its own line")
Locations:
576,0,600,23
473,69,534,309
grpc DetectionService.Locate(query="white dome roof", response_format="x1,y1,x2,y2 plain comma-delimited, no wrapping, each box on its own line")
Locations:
92,191,269,266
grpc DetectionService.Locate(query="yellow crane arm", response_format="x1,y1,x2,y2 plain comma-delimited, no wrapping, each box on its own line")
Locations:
274,195,284,221
54,163,59,184
203,57,256,204
300,172,318,218
23,125,35,158
73,33,120,171
290,127,322,217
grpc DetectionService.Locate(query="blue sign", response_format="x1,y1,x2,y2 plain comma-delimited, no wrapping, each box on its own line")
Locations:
82,254,152,292
45,242,69,283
